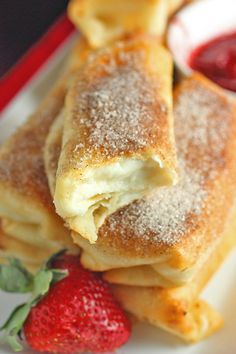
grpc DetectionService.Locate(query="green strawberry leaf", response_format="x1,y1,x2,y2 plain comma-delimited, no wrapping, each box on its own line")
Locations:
1,303,31,351
45,249,67,269
51,269,68,284
0,252,69,352
6,335,23,352
32,269,67,298
33,270,53,298
0,259,33,293
9,259,28,273
1,304,25,331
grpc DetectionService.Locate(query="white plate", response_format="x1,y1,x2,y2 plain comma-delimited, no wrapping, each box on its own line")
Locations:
1,35,236,354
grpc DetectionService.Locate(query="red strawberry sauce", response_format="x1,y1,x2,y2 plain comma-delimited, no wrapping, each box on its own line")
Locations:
188,31,236,92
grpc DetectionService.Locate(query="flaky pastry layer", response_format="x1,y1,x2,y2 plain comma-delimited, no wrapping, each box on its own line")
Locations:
55,35,177,243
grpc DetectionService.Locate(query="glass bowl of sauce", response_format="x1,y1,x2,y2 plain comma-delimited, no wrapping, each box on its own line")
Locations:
167,0,236,93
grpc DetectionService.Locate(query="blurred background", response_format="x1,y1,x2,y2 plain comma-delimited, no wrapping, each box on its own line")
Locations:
0,0,69,78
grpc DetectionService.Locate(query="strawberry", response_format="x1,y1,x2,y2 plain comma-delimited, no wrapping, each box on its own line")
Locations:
0,252,131,353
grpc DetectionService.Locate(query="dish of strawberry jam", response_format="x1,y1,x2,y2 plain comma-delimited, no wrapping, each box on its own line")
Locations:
189,31,236,92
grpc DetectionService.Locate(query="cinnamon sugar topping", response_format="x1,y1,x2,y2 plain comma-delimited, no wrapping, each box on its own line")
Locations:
0,84,65,208
72,48,168,157
107,81,231,245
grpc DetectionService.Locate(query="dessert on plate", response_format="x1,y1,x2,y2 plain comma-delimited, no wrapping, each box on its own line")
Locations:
44,73,236,342
54,35,177,244
0,38,92,260
0,0,235,352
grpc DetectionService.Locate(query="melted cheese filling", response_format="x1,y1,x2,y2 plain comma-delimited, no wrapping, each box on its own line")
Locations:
55,156,176,243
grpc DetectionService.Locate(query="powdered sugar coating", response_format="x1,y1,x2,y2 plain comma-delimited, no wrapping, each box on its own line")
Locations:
84,68,163,153
109,163,205,245
103,79,231,246
69,42,171,162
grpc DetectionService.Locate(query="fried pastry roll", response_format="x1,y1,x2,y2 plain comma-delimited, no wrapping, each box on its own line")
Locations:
111,221,236,342
68,0,168,47
54,36,177,243
0,38,91,251
0,225,53,271
46,74,236,285
69,74,236,285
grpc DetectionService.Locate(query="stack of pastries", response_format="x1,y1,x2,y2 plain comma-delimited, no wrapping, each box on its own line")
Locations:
0,0,236,345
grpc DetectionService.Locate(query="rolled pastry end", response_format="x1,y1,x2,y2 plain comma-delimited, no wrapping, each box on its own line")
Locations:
68,0,169,48
54,155,177,243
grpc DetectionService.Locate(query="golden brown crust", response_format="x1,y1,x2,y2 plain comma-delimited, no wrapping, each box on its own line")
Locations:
58,35,176,177
105,200,236,286
111,221,236,342
0,38,91,246
68,0,169,47
0,81,66,212
0,79,73,247
72,74,236,273
0,37,92,214
67,37,93,72
1,218,56,248
113,285,223,342
0,224,52,265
